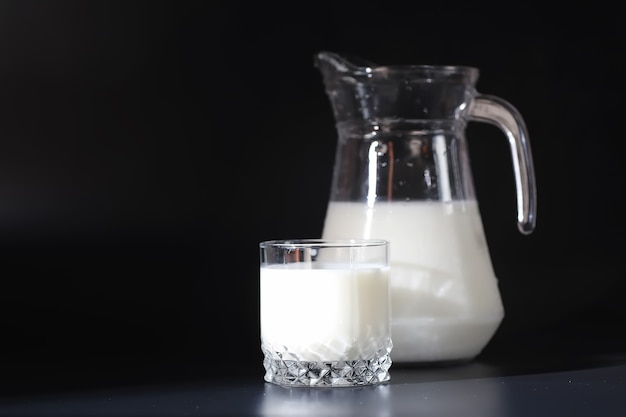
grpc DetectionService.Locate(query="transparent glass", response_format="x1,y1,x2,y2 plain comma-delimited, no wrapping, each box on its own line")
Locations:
259,239,392,387
316,52,537,365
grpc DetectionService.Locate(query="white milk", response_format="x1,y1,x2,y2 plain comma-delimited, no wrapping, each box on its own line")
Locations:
322,200,504,363
260,263,391,362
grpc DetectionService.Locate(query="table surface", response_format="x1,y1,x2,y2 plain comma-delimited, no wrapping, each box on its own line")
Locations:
1,354,625,416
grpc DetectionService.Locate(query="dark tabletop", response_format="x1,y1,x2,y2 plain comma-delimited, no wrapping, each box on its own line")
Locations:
1,354,625,416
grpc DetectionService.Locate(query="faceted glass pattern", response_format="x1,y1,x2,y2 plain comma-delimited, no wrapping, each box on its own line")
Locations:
262,344,392,387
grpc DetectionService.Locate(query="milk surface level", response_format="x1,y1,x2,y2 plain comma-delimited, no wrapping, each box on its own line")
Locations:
322,200,504,363
260,263,391,363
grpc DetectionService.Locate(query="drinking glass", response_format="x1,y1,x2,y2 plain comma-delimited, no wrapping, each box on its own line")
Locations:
259,239,392,387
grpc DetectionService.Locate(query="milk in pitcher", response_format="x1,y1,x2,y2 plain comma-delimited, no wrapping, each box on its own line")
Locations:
322,199,504,363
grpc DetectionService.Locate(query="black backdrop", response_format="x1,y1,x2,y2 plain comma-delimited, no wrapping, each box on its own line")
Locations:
0,1,625,393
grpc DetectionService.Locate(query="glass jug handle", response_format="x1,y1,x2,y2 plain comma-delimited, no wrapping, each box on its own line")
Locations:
468,95,537,235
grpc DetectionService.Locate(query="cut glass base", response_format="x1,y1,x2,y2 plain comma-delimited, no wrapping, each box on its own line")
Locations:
262,348,392,387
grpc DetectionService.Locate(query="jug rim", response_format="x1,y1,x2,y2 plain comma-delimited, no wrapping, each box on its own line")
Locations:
315,51,479,78
368,64,479,79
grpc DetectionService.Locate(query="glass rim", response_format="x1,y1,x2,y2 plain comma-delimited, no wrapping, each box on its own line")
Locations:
259,239,388,249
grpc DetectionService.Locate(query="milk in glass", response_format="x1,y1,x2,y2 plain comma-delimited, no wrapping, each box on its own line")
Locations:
260,263,391,363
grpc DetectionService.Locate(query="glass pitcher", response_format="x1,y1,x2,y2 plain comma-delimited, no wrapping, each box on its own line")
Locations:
315,51,537,365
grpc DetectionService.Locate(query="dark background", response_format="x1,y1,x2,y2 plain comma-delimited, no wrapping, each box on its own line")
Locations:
0,0,625,394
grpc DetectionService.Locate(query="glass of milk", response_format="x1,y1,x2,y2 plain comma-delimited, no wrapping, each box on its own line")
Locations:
259,239,392,387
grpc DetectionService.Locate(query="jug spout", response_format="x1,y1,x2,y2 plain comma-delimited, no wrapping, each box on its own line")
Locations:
314,51,382,127
314,51,377,79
